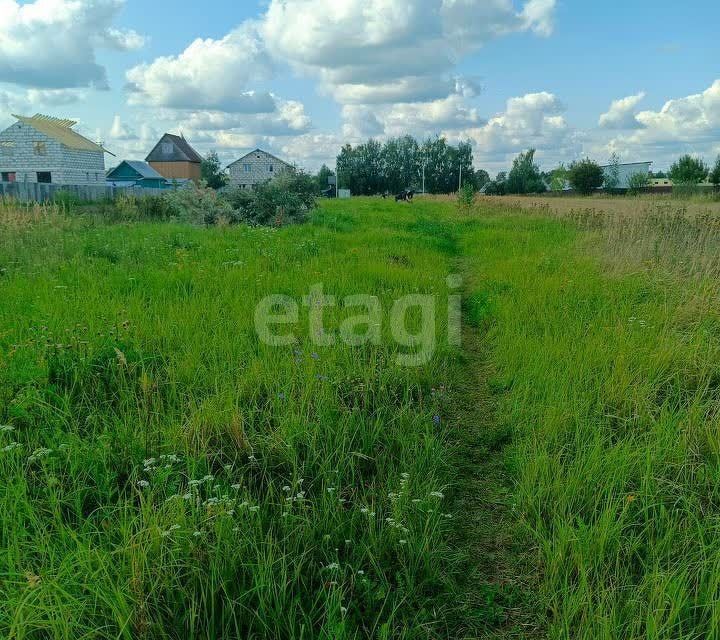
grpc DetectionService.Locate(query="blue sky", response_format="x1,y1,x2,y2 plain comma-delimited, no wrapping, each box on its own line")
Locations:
1,0,719,173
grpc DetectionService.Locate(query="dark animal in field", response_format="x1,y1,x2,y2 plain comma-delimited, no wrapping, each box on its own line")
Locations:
395,189,415,202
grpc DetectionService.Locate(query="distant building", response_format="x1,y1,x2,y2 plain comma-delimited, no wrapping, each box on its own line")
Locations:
146,133,202,183
601,161,652,190
0,113,113,185
106,160,170,189
227,149,292,189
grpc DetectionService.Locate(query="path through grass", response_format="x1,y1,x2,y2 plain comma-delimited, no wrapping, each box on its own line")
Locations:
2,196,719,638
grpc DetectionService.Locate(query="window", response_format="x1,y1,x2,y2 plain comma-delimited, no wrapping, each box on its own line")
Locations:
269,165,273,172
162,142,173,155
1,172,16,182
86,172,90,182
36,171,52,184
33,141,47,156
95,173,99,181
243,164,251,173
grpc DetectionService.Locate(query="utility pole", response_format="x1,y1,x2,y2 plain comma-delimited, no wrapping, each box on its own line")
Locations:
335,164,338,198
459,164,463,191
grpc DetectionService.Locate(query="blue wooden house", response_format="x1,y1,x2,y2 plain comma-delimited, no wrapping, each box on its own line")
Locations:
106,160,169,189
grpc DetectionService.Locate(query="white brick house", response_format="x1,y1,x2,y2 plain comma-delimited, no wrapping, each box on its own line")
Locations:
227,149,292,189
0,114,113,186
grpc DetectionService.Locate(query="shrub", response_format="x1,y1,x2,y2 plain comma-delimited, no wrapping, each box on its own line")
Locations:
222,170,316,226
163,184,236,225
457,182,476,211
567,159,604,195
626,171,650,195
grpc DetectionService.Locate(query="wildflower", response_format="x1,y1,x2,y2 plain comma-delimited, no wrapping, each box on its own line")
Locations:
327,487,336,493
433,415,441,425
399,540,407,545
183,493,192,500
340,607,348,615
249,506,259,512
2,442,21,452
357,570,365,575
324,562,340,571
248,455,257,462
430,491,445,499
193,531,202,537
400,473,410,479
360,507,369,513
224,464,232,471
202,475,214,482
282,485,291,492
231,483,241,490
28,447,52,462
137,480,150,488
0,425,15,432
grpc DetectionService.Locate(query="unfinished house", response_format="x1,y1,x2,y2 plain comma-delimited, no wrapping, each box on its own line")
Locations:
0,114,112,185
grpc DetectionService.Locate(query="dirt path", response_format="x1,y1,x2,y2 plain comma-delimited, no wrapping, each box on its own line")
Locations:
447,267,543,639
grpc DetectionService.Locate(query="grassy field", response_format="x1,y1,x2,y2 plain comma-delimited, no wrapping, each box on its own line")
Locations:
1,195,720,638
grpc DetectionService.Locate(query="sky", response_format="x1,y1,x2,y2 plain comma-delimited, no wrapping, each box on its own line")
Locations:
1,0,719,174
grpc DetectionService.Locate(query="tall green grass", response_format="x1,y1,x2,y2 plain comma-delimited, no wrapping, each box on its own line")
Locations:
462,204,720,639
0,198,468,638
3,195,719,639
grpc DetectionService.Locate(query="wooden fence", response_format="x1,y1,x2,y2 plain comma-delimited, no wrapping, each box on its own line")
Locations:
0,182,171,203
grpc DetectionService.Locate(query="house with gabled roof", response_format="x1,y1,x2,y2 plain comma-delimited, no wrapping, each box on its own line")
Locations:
106,160,170,189
0,114,114,185
146,133,202,183
227,149,292,189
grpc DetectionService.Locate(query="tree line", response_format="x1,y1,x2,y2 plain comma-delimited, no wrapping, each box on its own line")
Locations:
334,136,490,195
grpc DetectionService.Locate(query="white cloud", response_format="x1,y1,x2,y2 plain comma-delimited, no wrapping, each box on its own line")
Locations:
342,93,483,138
459,92,579,168
0,0,144,89
125,22,275,112
262,0,556,103
182,100,311,136
109,115,138,140
595,80,720,166
598,92,646,129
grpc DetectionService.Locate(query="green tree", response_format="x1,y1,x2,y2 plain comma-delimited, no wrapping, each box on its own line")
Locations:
505,148,546,194
567,159,604,195
201,151,228,190
604,153,621,191
314,164,335,193
549,164,569,191
669,155,709,185
709,156,720,188
626,171,650,195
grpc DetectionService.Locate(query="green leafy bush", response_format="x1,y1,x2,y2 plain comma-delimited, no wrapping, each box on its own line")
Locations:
222,170,316,226
567,159,604,195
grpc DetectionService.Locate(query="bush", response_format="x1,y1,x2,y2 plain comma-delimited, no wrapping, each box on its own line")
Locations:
163,184,236,225
457,182,476,211
568,159,604,195
222,170,316,226
626,171,650,195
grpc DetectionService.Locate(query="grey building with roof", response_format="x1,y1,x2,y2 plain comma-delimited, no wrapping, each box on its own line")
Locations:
227,149,292,189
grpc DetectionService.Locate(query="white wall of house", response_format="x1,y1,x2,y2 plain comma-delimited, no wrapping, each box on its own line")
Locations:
0,122,105,185
228,150,291,188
